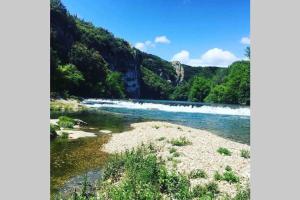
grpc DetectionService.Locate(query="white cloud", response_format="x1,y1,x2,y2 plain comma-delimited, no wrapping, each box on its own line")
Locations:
155,35,171,44
134,42,146,51
134,40,155,51
171,50,190,63
171,48,239,67
240,37,250,45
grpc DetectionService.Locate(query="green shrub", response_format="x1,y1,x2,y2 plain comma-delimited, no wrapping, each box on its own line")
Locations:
61,132,69,139
217,147,232,156
233,184,250,200
57,116,75,128
189,169,208,179
240,149,250,159
214,170,240,184
170,137,192,146
50,124,59,139
223,171,240,184
214,171,223,181
192,182,219,199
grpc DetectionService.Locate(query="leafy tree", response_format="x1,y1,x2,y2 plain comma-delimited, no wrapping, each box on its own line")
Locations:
245,46,250,59
188,77,212,102
69,42,109,97
106,72,126,99
140,67,173,99
56,64,84,95
170,82,190,101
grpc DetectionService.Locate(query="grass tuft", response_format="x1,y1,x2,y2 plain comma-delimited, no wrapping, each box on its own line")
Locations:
170,137,192,146
189,169,208,179
57,116,75,128
240,149,250,159
217,147,232,156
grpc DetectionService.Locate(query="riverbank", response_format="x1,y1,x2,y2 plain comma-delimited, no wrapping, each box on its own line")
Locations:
103,121,250,197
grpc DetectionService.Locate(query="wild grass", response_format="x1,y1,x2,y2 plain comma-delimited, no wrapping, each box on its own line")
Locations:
170,136,192,146
54,145,249,200
240,149,250,159
58,116,75,128
217,147,232,156
214,168,240,184
189,169,208,179
192,182,219,199
50,124,59,139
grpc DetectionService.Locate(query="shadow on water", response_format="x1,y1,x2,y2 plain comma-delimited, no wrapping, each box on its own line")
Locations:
50,109,143,197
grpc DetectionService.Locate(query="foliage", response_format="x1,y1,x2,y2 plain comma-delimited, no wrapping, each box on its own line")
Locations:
205,61,250,105
214,170,240,184
245,46,250,59
188,76,212,102
51,0,250,104
192,182,219,199
140,67,173,99
170,82,190,101
217,147,232,156
50,124,59,139
233,184,250,200
240,149,250,159
170,137,192,146
223,171,240,183
189,169,208,179
105,71,126,98
57,116,75,128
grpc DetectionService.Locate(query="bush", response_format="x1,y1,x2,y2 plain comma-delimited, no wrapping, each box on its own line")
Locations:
50,124,59,139
233,184,250,200
241,149,250,159
217,147,232,156
192,182,219,199
214,171,223,181
61,132,69,139
214,170,240,184
223,171,240,184
57,116,75,128
170,137,192,146
189,169,208,179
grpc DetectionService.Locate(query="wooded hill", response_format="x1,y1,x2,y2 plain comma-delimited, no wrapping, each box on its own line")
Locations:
50,0,250,105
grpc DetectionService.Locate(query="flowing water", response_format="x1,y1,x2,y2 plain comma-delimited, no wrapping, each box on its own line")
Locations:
51,99,250,197
82,99,250,144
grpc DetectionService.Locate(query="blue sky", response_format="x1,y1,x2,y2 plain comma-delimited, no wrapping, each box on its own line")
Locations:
62,0,250,67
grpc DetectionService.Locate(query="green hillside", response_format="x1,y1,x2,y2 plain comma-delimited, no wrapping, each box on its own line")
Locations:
50,0,250,105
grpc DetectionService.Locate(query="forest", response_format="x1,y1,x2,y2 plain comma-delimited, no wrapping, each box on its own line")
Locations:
51,0,250,105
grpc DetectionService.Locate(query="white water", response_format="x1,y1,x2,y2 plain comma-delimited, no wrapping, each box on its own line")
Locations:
82,99,250,116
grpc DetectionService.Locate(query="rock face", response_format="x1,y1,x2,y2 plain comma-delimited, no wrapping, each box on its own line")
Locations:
172,61,184,84
123,69,140,98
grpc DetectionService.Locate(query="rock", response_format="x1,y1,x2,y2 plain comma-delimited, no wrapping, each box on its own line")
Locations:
172,61,184,84
74,119,88,126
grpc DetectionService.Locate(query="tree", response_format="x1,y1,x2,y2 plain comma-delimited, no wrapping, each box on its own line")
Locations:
245,46,250,59
56,64,84,95
188,77,211,102
106,72,126,99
